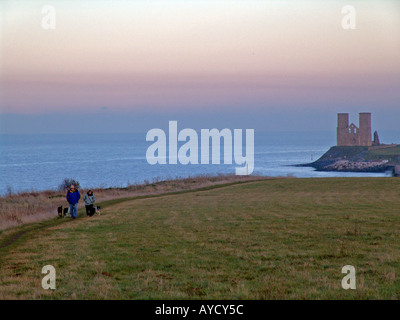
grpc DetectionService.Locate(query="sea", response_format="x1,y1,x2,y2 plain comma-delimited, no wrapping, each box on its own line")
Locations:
1,131,398,196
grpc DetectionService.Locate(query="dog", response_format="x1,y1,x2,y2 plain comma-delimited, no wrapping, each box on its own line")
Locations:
57,206,63,217
92,206,101,216
87,206,101,217
57,206,69,218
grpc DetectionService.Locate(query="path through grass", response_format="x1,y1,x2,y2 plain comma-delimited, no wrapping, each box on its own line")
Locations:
1,178,399,299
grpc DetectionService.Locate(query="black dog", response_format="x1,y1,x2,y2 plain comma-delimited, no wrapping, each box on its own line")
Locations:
58,206,69,217
57,206,63,217
88,206,101,216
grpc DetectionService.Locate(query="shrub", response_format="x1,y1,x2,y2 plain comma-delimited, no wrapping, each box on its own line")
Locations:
6,185,13,196
59,178,81,191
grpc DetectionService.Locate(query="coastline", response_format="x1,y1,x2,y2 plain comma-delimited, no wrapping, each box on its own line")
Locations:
296,145,400,174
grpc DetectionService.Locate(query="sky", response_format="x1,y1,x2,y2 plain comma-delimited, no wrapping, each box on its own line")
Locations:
1,0,400,134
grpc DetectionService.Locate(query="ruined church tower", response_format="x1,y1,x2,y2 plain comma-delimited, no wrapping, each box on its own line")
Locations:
337,113,373,147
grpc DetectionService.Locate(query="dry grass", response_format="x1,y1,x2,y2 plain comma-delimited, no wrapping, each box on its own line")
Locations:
0,175,270,231
1,177,399,299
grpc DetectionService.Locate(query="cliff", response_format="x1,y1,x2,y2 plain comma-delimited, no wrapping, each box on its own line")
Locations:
299,145,400,173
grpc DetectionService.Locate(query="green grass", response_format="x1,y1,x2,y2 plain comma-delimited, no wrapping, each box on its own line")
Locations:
366,145,400,162
1,178,400,299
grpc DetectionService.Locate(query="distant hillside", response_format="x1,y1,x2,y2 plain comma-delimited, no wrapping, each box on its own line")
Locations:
300,145,400,173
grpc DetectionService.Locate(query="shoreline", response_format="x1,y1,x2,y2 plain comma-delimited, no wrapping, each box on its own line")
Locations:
295,145,400,175
295,161,393,173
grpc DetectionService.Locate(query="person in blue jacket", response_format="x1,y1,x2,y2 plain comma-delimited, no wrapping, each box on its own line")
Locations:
66,184,81,219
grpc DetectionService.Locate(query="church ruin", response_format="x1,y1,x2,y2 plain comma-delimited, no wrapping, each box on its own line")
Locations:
337,113,380,147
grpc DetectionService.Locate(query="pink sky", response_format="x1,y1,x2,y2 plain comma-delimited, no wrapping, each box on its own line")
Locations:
1,0,400,116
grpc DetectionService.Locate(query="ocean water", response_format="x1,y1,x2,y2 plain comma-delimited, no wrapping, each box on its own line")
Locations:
0,131,395,195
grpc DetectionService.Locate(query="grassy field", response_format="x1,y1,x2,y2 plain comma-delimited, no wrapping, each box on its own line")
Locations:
1,177,400,299
0,175,261,230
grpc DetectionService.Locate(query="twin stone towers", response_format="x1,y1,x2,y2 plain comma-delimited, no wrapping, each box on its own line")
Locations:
337,113,380,147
